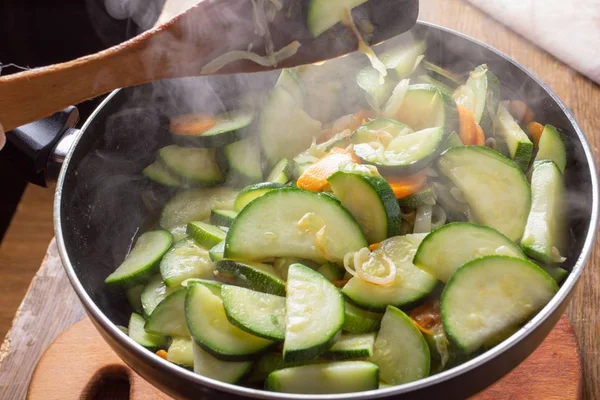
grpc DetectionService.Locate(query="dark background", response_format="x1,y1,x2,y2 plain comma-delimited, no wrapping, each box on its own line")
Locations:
0,0,143,240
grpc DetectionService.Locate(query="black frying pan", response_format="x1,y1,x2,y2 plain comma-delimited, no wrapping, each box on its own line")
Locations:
6,22,599,399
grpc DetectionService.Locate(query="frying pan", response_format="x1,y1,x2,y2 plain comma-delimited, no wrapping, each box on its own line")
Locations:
5,22,598,399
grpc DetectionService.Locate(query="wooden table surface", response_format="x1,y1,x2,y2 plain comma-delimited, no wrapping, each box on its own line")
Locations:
0,0,598,399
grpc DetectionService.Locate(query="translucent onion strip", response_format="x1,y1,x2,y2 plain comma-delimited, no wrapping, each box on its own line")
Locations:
413,204,433,233
431,205,447,230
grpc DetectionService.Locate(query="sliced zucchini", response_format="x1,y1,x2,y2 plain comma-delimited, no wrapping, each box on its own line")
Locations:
143,160,182,187
193,341,252,383
209,209,238,228
273,257,320,281
416,75,454,96
369,306,430,384
381,79,410,119
185,282,273,360
495,104,534,170
357,66,397,111
307,0,368,37
222,285,286,341
354,127,445,177
456,64,501,135
443,131,464,149
398,187,436,210
170,225,188,241
380,40,427,79
215,260,285,296
328,171,401,243
437,146,531,241
145,288,190,337
284,264,344,362
422,61,464,88
181,279,223,295
260,86,322,166
537,263,569,284
441,255,558,353
167,337,194,367
171,110,254,147
277,68,305,108
266,361,379,394
352,118,412,145
535,124,567,173
105,230,173,287
141,274,176,316
186,221,226,249
317,262,344,282
396,84,459,133
343,302,382,334
233,182,286,212
521,160,565,263
266,159,293,184
225,187,367,264
413,222,526,283
224,138,263,184
208,241,225,262
159,188,238,230
126,285,144,314
158,145,223,185
160,238,214,287
128,312,167,348
342,234,437,311
324,333,375,360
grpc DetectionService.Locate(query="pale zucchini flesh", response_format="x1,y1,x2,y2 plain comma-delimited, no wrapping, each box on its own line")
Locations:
160,188,238,230
215,260,286,296
535,124,567,173
168,337,194,367
144,288,190,337
193,341,252,383
186,221,226,249
342,302,382,334
160,238,214,287
495,103,533,170
128,312,167,348
324,333,376,360
307,0,368,37
158,145,223,185
141,274,176,317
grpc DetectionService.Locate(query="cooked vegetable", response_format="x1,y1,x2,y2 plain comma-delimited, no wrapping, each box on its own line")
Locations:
160,238,214,287
307,0,368,37
396,84,458,133
160,188,238,230
158,145,224,185
495,103,534,170
171,110,253,147
193,341,252,383
144,288,190,337
342,302,382,334
296,148,358,192
233,182,286,211
266,159,293,184
209,209,238,227
534,124,567,173
454,65,500,135
128,312,166,348
324,333,376,360
215,259,286,296
167,337,194,367
141,274,176,316
186,221,226,248
380,40,427,78
224,138,263,184
457,105,485,146
143,160,182,187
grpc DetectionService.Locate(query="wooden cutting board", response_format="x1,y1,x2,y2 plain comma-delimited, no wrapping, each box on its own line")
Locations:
27,315,581,400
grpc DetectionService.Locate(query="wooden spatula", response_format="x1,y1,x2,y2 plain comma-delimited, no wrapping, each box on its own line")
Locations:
0,0,418,132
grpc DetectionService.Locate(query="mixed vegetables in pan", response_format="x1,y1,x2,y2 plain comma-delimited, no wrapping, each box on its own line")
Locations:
105,32,569,394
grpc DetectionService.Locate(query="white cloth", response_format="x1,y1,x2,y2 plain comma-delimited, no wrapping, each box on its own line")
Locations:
467,0,600,84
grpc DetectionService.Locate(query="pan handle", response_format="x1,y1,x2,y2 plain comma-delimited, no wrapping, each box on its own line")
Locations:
1,107,80,187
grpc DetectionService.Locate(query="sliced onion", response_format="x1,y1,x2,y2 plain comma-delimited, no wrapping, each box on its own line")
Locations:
431,205,447,230
450,187,467,203
353,248,397,286
413,204,433,233
343,252,358,276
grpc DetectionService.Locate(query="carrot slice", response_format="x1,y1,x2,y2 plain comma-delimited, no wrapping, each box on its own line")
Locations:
156,350,168,360
507,100,534,124
410,300,441,335
388,173,427,199
368,242,382,251
317,109,375,143
473,121,486,146
170,113,217,135
527,121,544,147
296,150,357,192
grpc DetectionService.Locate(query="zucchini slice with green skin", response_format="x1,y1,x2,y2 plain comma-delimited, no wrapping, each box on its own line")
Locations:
328,171,401,243
128,313,167,348
354,127,446,176
160,238,214,287
317,262,344,282
159,188,238,230
224,138,263,184
342,234,437,311
397,187,436,210
171,110,254,148
352,118,412,145
536,263,569,284
221,285,286,341
208,241,225,262
126,285,144,314
233,182,286,212
170,225,188,242
185,283,273,360
521,160,565,263
276,68,305,108
181,279,223,295
266,361,379,394
307,0,368,37
141,274,176,316
456,64,501,135
369,306,430,385
343,303,382,334
193,341,252,383
260,86,322,166
535,125,567,173
396,84,459,134
158,145,224,185
187,221,226,249
495,104,534,170
225,187,367,264
413,222,526,283
143,160,183,187
209,209,238,228
437,146,531,241
273,257,320,281
422,61,464,88
416,75,454,97
145,288,190,337
284,264,344,362
105,230,173,287
324,333,376,360
167,337,194,367
380,40,427,79
266,159,293,184
441,255,558,354
215,260,286,296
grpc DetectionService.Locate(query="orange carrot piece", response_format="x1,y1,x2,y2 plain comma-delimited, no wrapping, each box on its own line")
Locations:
170,113,217,135
409,300,441,336
156,350,168,360
317,109,374,143
473,121,486,146
527,121,545,147
457,105,477,145
368,242,382,251
507,100,534,124
296,151,356,192
388,173,427,199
